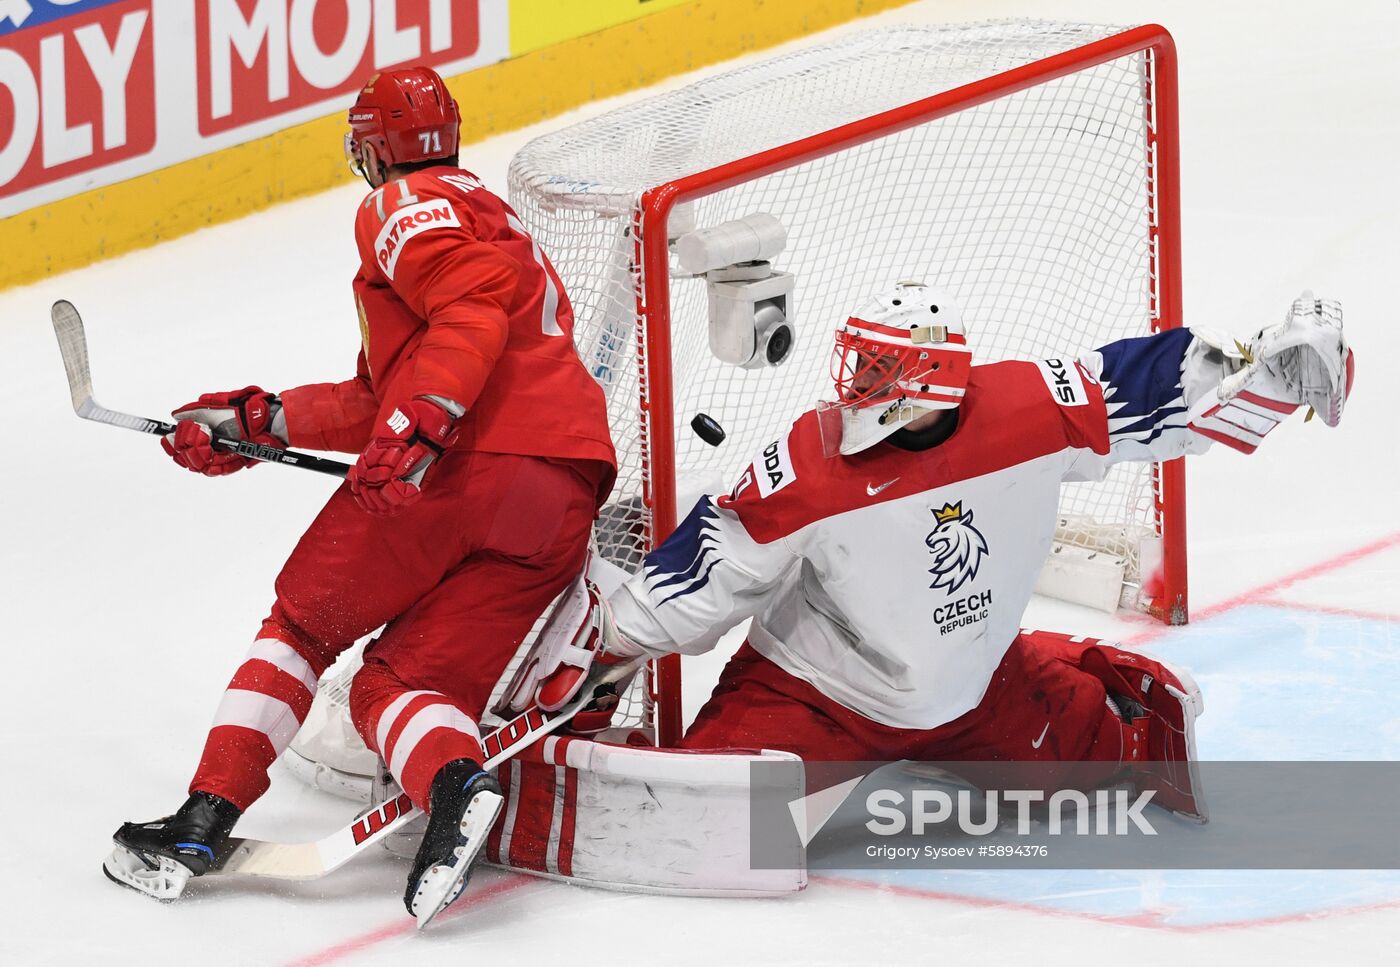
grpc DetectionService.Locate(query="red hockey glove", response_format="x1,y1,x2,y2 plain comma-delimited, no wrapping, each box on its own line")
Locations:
348,398,459,516
161,386,284,476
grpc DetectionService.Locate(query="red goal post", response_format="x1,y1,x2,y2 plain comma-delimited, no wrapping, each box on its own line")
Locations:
510,22,1188,747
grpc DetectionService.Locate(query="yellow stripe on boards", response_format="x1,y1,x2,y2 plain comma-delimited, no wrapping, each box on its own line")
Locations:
0,0,916,291
508,0,694,58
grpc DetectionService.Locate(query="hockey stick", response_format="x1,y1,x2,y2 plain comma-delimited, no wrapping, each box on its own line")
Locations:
51,300,352,478
210,657,643,881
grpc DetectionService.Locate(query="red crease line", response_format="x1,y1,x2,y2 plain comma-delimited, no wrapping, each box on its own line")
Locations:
1192,530,1400,623
815,873,1174,928
1253,597,1400,624
1125,529,1400,646
280,873,536,967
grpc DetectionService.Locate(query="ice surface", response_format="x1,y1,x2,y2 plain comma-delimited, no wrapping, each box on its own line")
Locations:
1,0,1397,963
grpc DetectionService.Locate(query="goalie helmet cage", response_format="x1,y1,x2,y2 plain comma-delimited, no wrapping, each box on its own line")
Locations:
509,21,1187,747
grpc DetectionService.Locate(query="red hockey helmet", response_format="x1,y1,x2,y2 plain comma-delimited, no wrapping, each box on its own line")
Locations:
345,67,460,178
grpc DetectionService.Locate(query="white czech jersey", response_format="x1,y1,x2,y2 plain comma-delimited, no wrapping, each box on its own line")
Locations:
610,329,1216,730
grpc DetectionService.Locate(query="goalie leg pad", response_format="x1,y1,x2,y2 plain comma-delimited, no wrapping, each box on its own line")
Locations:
487,737,806,896
1077,641,1207,822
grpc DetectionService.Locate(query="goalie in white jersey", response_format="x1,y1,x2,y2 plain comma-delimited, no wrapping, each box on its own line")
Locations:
596,282,1354,821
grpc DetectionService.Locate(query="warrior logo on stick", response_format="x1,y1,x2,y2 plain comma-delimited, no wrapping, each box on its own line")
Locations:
925,501,989,594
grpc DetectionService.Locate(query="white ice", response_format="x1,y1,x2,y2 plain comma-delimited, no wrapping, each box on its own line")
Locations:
1,0,1397,964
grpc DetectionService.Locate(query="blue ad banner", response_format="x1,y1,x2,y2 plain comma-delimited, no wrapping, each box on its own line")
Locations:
0,0,131,37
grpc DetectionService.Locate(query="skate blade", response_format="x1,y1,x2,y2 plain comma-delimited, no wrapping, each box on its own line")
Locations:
102,844,193,901
411,789,505,931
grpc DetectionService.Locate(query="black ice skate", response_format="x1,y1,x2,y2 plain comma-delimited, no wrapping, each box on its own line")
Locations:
103,791,241,901
405,759,505,929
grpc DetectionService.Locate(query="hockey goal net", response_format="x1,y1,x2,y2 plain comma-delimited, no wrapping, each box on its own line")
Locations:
507,20,1187,745
286,21,1188,789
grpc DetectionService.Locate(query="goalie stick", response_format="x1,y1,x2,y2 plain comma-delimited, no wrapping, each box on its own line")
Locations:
51,300,352,478
207,656,643,882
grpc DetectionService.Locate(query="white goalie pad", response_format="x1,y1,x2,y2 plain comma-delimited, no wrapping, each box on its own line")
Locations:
486,737,806,897
281,669,378,801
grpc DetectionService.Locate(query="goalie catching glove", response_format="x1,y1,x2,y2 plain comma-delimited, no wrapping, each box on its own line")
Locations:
161,386,286,475
1188,291,1354,453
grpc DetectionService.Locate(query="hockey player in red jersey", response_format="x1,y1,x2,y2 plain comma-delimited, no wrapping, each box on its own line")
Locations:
593,282,1354,821
104,67,616,925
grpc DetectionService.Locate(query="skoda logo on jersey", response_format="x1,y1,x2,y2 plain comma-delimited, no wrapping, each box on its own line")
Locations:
924,502,989,594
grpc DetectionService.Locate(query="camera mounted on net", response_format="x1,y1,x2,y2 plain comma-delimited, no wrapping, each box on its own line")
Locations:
672,211,795,370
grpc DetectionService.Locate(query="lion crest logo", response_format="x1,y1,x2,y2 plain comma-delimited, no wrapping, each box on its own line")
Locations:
924,501,989,594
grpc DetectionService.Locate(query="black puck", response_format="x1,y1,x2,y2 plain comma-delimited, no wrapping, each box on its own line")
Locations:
691,413,726,446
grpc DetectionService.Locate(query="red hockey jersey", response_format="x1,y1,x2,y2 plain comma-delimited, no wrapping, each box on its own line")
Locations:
280,166,616,498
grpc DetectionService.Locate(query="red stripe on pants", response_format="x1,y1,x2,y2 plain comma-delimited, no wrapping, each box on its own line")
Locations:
350,658,486,810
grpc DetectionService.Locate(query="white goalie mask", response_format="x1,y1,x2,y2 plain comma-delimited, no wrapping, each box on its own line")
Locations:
819,281,970,456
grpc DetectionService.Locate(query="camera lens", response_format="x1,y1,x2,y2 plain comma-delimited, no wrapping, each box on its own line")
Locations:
765,323,793,365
